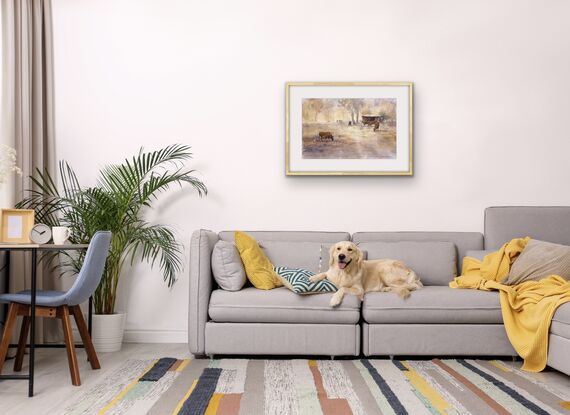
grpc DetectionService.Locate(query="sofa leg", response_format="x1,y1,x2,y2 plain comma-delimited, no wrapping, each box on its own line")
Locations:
330,356,335,360
389,355,395,361
208,354,215,360
512,356,518,362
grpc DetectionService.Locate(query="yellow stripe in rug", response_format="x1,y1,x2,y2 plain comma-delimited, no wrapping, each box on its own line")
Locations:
490,360,512,373
172,379,198,415
98,360,158,415
560,402,570,410
176,359,191,372
401,361,451,414
205,393,224,415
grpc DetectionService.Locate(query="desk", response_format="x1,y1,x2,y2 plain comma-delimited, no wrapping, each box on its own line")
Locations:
0,243,88,397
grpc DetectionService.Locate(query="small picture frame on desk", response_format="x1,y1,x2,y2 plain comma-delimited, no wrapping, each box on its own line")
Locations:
0,209,35,243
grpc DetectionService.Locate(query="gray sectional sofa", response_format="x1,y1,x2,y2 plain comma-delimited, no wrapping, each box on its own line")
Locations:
188,207,570,377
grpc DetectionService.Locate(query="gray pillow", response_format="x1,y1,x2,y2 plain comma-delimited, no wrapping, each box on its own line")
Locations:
211,241,246,291
505,239,570,285
358,241,457,285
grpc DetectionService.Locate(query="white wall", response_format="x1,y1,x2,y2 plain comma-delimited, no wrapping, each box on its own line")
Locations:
51,0,570,342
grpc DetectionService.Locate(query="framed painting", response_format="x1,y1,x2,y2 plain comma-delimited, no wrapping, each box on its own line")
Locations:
286,82,413,176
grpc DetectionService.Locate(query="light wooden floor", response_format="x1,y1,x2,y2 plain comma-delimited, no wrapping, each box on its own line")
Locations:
0,343,190,415
1,344,570,415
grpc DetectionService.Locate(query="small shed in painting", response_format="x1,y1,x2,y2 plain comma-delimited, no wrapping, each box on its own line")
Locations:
361,115,386,125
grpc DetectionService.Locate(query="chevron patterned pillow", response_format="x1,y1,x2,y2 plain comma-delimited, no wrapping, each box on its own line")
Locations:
273,266,337,295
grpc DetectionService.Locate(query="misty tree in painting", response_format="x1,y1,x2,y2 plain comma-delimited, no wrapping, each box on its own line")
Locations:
301,98,397,159
338,99,365,126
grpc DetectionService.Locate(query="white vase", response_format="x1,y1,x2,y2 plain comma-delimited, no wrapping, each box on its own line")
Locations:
91,313,126,353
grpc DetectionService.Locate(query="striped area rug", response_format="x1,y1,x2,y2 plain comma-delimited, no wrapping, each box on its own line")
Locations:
64,358,570,415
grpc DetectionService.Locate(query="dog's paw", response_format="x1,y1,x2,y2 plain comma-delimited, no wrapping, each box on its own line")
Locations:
330,295,342,307
309,275,322,283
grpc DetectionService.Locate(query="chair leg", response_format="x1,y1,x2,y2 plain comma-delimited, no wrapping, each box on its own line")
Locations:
0,303,19,374
14,315,31,372
61,305,81,386
71,305,100,370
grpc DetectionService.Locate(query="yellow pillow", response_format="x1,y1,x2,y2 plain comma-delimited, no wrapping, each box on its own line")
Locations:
234,231,282,290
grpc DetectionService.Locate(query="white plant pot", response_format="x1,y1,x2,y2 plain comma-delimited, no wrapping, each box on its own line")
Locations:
92,313,126,353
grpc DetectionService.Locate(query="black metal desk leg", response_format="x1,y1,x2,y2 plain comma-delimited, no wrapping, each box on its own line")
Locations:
29,249,37,397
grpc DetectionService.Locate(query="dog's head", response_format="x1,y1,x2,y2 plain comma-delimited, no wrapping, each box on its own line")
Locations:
329,241,363,271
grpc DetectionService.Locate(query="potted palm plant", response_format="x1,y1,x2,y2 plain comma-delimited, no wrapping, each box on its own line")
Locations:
17,144,206,351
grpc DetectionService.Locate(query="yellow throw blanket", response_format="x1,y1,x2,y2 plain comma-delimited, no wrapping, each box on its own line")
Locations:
450,237,570,372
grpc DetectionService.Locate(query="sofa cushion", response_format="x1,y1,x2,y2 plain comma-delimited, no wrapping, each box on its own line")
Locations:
359,241,456,285
551,303,570,339
211,241,246,291
261,241,323,273
505,239,570,285
218,231,351,273
209,287,360,324
352,232,483,274
362,286,502,324
464,250,495,262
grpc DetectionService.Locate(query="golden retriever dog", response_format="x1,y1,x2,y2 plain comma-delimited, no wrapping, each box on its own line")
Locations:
310,241,423,307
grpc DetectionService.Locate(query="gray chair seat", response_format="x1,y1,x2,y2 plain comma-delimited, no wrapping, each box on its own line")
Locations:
363,286,502,324
551,303,570,339
209,287,360,324
0,290,67,307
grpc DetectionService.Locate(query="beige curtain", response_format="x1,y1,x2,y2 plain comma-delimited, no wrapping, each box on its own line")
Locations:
2,0,57,343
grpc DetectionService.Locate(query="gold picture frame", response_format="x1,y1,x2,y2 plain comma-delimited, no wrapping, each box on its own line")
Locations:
0,209,35,243
285,82,413,176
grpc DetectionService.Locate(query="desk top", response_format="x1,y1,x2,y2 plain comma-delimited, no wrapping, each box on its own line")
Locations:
0,243,89,250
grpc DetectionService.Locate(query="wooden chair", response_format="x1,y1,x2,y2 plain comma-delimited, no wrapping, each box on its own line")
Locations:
0,231,112,386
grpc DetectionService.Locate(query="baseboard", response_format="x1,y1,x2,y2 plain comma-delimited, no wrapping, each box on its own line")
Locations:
123,329,187,343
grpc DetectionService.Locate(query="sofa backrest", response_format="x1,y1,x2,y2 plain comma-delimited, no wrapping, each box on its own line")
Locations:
485,206,570,250
218,231,350,274
351,232,484,284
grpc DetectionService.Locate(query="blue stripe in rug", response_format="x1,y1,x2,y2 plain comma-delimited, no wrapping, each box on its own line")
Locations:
361,359,408,415
179,368,222,415
140,357,177,381
457,359,549,415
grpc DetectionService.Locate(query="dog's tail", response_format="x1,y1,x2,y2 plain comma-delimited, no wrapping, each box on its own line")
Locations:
394,286,411,299
394,280,422,299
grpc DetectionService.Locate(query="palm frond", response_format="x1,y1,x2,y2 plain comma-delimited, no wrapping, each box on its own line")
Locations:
16,144,206,314
125,224,182,287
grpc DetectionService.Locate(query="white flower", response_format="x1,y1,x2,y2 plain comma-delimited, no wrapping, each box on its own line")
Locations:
0,144,22,185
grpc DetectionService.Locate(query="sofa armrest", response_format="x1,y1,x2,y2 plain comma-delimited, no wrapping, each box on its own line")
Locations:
188,229,219,355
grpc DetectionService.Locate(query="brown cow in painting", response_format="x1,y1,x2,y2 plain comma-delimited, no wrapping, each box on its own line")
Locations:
318,131,334,141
